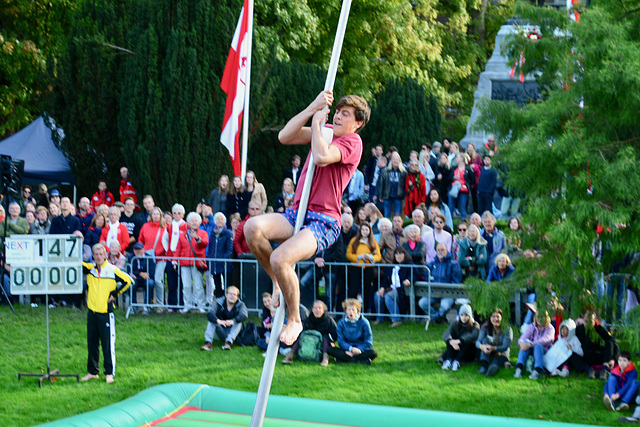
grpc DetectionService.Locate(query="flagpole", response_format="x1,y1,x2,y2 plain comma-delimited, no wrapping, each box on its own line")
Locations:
240,0,253,181
250,1,353,426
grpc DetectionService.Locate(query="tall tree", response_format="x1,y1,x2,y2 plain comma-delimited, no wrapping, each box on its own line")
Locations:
0,0,76,136
361,77,441,162
474,2,640,320
54,0,135,194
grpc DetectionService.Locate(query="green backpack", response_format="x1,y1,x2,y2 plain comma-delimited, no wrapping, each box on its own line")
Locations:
296,330,323,362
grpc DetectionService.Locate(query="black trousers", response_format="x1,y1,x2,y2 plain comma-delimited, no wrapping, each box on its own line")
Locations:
87,309,115,376
166,264,183,306
442,341,477,363
327,346,378,363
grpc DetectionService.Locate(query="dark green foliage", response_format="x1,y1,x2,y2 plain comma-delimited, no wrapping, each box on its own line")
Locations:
360,77,441,163
118,0,238,209
0,0,76,136
475,2,640,327
246,60,341,198
55,0,135,194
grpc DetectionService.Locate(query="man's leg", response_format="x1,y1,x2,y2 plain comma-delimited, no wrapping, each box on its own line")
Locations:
269,229,318,344
244,213,295,303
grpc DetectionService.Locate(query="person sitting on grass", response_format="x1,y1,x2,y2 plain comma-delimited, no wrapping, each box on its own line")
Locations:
476,307,512,377
327,298,377,365
543,318,583,377
440,304,480,372
619,396,640,423
603,351,639,413
284,300,337,367
514,311,554,380
575,310,620,380
200,286,247,351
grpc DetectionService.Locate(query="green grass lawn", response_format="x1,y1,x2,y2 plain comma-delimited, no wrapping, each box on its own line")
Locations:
0,305,622,426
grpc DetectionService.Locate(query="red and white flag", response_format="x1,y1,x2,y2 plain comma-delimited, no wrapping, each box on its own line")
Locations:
220,0,250,177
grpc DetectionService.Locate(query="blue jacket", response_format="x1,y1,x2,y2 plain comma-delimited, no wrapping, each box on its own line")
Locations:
199,213,215,236
481,227,506,267
129,253,156,281
337,314,373,352
486,264,515,283
607,363,638,398
427,254,463,284
207,226,233,274
478,166,497,195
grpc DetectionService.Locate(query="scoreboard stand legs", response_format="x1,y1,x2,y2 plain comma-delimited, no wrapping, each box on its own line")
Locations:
18,294,79,388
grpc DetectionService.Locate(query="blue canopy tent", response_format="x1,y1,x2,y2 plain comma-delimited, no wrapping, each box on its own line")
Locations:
0,116,76,199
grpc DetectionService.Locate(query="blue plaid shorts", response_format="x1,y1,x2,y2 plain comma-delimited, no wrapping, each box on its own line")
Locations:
281,209,340,255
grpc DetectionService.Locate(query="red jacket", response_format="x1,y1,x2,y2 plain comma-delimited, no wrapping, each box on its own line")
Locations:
234,216,251,255
119,179,137,204
138,221,166,256
174,229,209,267
163,220,188,257
91,190,115,209
100,222,130,254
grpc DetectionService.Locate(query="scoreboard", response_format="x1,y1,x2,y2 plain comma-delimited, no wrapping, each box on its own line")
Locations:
7,235,83,295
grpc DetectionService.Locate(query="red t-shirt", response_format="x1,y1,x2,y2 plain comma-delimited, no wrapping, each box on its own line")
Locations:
292,130,362,225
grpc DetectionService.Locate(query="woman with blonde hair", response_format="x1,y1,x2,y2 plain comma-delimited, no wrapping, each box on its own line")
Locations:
486,253,515,283
514,311,555,380
138,206,167,309
458,224,488,279
273,178,294,213
245,170,267,213
346,222,381,312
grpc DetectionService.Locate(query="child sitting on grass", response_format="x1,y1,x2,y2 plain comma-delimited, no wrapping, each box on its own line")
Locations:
327,298,377,365
543,318,583,377
604,351,639,412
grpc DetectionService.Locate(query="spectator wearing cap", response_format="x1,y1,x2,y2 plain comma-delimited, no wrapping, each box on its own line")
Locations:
49,189,61,207
114,201,125,214
91,180,115,210
129,242,155,315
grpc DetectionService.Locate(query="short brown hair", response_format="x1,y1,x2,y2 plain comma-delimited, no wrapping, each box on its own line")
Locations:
336,95,370,132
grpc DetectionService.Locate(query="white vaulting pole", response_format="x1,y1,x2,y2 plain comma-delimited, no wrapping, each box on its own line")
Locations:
250,1,353,426
240,0,254,181
294,0,352,233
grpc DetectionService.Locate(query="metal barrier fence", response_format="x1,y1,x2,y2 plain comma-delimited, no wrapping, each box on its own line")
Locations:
123,255,526,324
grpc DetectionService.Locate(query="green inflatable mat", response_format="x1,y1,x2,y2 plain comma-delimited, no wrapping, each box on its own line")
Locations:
40,382,595,426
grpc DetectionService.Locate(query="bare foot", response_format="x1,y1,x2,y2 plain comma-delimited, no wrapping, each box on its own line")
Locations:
105,374,114,384
81,373,99,381
280,320,303,345
271,286,281,308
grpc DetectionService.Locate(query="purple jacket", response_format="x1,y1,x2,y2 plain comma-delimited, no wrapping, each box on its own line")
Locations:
518,322,555,350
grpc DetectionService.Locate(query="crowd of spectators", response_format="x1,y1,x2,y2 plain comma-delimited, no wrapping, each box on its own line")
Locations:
2,141,639,390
